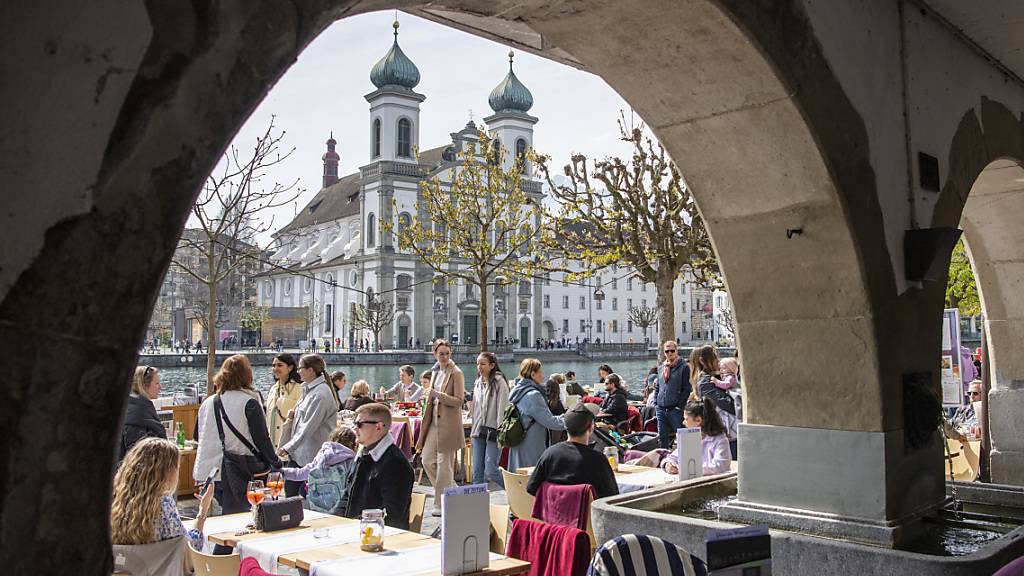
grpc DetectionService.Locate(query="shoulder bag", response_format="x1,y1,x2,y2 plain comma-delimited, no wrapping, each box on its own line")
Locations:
214,395,273,514
256,496,304,531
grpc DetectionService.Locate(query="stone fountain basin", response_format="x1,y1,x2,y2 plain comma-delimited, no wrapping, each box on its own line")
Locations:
591,473,1024,576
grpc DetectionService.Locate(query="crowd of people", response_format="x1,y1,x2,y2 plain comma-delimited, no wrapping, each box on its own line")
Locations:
111,339,745,558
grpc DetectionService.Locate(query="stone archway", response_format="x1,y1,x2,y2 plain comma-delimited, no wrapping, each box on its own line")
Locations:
8,0,1024,569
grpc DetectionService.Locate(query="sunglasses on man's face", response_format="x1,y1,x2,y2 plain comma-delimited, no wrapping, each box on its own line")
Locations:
354,420,380,428
969,391,982,397
664,349,678,354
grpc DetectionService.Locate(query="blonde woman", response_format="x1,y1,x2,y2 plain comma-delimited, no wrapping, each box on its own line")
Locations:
415,340,466,516
111,438,214,550
343,380,373,411
121,366,165,459
266,353,302,449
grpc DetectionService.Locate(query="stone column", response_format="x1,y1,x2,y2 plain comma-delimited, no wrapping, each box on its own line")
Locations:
986,317,1024,485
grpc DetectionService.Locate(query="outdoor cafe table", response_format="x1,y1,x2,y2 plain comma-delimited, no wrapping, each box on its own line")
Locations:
200,511,530,575
516,463,677,494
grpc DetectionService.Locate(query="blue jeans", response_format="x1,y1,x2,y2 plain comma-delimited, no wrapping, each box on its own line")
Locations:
472,436,504,488
656,406,684,449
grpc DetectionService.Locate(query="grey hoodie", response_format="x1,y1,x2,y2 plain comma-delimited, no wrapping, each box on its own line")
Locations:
281,442,355,482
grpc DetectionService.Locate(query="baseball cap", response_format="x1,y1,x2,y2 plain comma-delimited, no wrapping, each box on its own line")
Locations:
564,402,595,433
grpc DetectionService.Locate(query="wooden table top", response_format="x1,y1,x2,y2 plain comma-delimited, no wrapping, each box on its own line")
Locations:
279,531,530,575
206,513,355,548
516,463,659,476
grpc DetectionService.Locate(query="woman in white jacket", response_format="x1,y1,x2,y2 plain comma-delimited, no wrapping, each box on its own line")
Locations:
193,354,281,515
277,354,337,497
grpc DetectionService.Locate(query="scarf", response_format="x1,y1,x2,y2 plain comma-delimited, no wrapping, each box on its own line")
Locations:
662,356,680,381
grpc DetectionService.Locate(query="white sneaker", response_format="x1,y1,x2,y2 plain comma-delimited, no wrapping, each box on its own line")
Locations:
431,509,442,517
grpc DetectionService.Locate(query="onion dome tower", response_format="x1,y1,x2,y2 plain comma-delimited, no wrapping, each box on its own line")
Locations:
484,51,538,175
365,20,425,162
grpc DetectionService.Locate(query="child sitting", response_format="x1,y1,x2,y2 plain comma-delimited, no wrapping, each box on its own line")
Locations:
660,397,731,476
282,426,357,515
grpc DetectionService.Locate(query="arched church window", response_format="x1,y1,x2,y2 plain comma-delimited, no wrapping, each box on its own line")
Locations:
372,118,382,158
489,139,501,166
515,138,528,173
367,213,376,248
398,212,412,236
397,118,412,158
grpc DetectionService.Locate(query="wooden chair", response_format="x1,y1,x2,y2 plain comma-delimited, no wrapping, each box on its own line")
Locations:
462,438,473,483
489,503,510,554
499,468,537,522
408,491,427,534
188,545,240,576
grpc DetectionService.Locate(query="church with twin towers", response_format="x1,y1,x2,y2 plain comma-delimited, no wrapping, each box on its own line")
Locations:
258,21,711,349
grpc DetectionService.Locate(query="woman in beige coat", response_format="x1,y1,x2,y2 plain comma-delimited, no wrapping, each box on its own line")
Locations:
415,339,466,516
265,353,303,449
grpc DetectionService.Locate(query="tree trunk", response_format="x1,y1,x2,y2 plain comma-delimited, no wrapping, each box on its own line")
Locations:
206,250,218,395
479,277,489,352
655,270,676,359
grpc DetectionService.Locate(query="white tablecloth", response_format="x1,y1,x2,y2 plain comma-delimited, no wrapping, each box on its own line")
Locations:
185,509,334,553
617,469,677,494
237,522,403,571
310,543,502,576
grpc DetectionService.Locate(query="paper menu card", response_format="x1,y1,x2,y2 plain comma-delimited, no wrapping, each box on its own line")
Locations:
706,525,772,575
677,427,702,480
441,483,489,575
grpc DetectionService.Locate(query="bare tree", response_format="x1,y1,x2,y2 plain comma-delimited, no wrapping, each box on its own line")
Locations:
350,298,396,352
541,115,719,348
716,306,736,344
627,302,660,344
171,116,301,392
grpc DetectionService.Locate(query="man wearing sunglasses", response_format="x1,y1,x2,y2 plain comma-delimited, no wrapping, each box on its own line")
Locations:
344,403,414,529
653,341,691,449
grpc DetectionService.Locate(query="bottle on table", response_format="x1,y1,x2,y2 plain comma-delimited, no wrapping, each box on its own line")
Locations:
176,422,186,448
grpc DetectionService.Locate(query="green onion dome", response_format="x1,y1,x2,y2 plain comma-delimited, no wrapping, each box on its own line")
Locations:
488,51,534,113
369,21,421,90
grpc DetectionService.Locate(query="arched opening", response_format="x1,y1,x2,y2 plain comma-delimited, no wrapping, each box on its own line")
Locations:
372,117,382,157
366,212,376,248
5,0,990,566
397,118,412,157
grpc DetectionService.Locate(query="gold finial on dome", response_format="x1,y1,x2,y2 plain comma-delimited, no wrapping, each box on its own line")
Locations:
393,19,400,37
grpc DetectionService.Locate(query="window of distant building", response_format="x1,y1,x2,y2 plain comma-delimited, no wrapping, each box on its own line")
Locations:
367,213,376,248
579,296,586,310
397,118,412,157
562,295,569,309
612,297,618,311
543,295,550,309
516,138,528,173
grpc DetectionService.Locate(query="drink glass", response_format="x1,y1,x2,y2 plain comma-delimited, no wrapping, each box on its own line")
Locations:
246,480,265,528
604,447,619,472
267,472,283,500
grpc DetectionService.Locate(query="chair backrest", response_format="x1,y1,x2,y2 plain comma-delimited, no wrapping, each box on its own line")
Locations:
489,503,510,554
588,534,707,576
187,544,241,576
112,536,189,576
500,467,538,521
408,491,427,533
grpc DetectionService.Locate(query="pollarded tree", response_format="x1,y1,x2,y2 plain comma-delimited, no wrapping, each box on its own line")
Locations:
387,129,547,352
350,298,396,352
627,302,660,344
541,117,719,349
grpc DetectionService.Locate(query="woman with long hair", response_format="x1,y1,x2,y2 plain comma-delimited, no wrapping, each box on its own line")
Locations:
278,354,337,497
690,344,738,456
121,365,166,459
507,358,566,471
112,438,214,549
193,354,281,514
415,340,466,516
470,352,510,488
266,353,302,450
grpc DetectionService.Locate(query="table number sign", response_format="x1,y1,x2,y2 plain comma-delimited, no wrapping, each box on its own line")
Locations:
677,427,702,480
440,483,489,575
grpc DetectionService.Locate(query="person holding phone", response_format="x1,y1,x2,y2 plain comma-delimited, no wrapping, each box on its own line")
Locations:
111,438,215,550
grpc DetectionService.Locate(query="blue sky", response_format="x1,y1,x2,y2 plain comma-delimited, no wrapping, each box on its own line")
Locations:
222,10,635,242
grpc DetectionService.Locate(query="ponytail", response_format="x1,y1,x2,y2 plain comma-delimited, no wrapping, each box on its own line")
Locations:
685,396,726,437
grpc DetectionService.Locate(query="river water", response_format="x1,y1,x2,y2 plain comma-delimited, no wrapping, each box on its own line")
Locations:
157,358,658,398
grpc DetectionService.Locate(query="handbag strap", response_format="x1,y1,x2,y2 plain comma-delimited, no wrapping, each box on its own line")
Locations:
214,395,265,462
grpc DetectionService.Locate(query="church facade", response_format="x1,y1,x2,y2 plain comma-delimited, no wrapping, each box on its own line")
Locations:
257,23,706,349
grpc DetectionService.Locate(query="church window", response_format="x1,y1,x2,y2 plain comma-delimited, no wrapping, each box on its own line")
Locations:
367,213,376,248
397,118,412,157
515,139,528,173
372,118,381,157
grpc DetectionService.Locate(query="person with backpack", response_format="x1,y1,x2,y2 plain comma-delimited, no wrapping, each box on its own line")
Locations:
504,358,566,472
281,426,357,515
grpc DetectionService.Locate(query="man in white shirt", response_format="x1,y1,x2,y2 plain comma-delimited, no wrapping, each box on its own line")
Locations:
385,365,422,402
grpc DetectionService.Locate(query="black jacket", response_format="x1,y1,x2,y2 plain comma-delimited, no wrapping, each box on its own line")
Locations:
697,372,736,415
122,394,165,459
655,361,691,410
344,442,414,529
598,388,629,424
